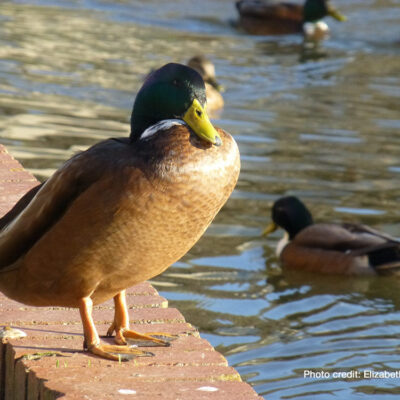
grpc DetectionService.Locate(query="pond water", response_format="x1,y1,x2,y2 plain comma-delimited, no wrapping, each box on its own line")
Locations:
1,0,400,398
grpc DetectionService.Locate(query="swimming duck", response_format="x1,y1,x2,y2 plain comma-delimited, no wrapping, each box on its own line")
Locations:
0,63,240,360
263,196,400,275
187,56,224,112
236,0,346,39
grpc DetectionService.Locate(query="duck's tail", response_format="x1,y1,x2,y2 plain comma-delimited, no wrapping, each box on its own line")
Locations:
367,243,400,274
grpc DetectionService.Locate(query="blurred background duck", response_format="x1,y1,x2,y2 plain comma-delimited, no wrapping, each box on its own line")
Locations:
263,196,400,275
0,63,240,361
187,56,224,112
236,0,346,40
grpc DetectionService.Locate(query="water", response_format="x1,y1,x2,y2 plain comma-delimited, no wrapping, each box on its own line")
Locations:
1,0,400,398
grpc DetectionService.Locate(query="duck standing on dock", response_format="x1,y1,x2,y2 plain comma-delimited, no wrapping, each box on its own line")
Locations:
263,196,400,275
236,0,346,39
0,63,240,360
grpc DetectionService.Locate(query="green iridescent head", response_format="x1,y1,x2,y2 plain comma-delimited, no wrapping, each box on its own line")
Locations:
263,196,314,240
130,63,221,146
303,0,346,23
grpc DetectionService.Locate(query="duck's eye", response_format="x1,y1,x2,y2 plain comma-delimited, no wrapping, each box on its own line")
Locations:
172,79,179,86
196,109,202,117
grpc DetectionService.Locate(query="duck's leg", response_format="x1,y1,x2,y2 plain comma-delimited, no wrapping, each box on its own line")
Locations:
106,290,175,346
78,296,153,361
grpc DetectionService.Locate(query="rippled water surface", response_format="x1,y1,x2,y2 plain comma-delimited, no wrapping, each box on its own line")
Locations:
1,0,400,398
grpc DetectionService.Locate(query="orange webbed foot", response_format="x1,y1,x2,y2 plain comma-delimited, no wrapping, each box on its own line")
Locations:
86,341,154,361
107,290,178,347
106,326,176,347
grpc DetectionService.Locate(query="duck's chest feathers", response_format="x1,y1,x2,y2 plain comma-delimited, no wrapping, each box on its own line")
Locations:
303,21,329,41
139,122,238,186
107,126,240,281
276,232,290,257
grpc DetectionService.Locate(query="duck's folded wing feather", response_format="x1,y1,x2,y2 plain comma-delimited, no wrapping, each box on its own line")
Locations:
0,138,125,268
236,0,302,21
0,183,44,230
294,223,390,252
342,222,400,244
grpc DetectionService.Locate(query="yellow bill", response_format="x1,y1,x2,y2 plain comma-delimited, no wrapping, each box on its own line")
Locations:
183,99,222,146
262,222,278,237
327,5,347,22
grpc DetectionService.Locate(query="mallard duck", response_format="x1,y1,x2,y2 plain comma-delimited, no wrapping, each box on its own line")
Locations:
263,196,400,275
187,56,224,112
0,63,240,360
236,0,346,39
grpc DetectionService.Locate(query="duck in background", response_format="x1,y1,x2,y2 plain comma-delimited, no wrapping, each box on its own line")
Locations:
187,56,224,112
0,63,240,361
263,196,400,275
236,0,346,41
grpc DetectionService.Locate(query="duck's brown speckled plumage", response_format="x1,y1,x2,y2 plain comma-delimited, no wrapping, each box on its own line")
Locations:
0,126,239,307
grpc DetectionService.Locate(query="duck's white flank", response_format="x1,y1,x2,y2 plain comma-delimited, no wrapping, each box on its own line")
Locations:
303,21,329,41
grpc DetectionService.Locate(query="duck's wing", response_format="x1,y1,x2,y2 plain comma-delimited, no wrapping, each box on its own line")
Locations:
342,222,400,244
236,0,303,21
0,183,44,230
0,138,128,269
282,223,400,275
294,223,391,252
